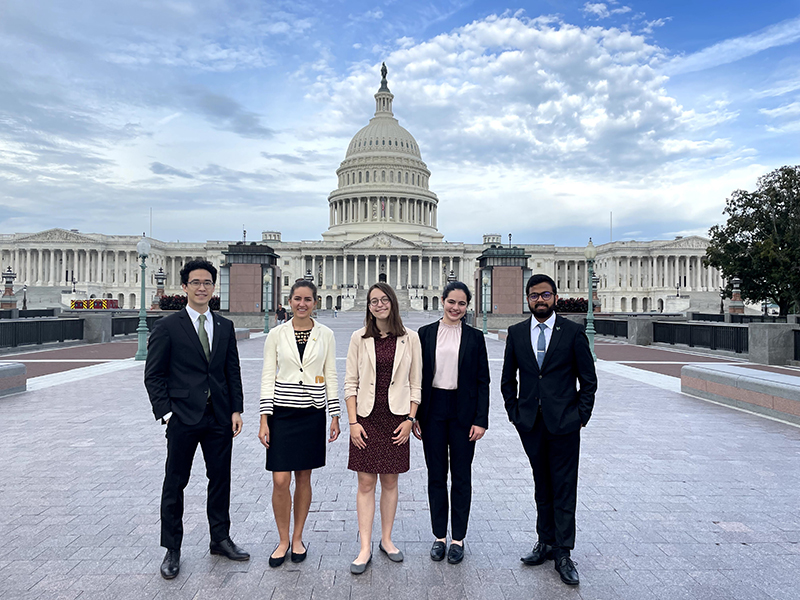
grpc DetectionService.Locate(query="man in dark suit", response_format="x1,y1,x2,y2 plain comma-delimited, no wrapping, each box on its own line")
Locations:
145,259,249,579
501,274,596,585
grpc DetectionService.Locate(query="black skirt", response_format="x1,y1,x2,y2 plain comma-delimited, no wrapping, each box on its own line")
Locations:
265,406,327,472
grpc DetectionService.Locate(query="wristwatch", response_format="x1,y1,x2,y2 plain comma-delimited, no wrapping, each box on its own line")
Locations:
406,416,417,423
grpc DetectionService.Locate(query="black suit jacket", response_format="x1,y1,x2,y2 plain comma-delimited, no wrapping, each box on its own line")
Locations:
145,308,244,426
417,320,490,429
500,314,596,435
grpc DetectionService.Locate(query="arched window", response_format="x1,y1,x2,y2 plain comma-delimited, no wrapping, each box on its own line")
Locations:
382,170,386,182
382,139,385,145
369,140,372,145
346,173,350,185
405,172,408,184
390,171,394,182
359,171,362,183
373,170,377,181
397,171,401,182
388,140,391,145
365,171,369,182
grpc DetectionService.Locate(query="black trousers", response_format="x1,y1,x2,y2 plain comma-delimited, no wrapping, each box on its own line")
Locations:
421,388,476,541
160,402,233,550
516,411,580,553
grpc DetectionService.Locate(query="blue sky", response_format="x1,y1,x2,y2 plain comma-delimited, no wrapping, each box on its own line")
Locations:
1,0,799,246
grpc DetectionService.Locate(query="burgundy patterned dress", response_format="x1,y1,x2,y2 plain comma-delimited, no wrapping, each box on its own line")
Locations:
348,335,410,474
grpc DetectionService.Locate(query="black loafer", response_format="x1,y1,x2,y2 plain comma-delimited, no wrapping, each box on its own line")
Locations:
160,549,180,580
430,541,446,562
521,541,553,566
555,555,579,585
210,537,250,561
447,542,464,564
268,543,290,568
291,542,307,563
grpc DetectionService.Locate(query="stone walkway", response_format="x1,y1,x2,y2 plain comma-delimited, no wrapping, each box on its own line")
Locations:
1,313,799,600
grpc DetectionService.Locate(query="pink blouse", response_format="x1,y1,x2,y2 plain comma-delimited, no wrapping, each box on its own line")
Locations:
432,321,462,390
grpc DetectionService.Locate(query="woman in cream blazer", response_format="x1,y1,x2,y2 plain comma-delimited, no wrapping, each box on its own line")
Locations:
258,280,340,567
344,282,422,574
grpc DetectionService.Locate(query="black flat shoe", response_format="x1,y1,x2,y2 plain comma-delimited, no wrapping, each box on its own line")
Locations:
430,541,446,562
210,538,250,561
555,555,579,585
268,543,290,568
521,541,553,566
447,542,464,564
160,549,180,580
291,541,307,563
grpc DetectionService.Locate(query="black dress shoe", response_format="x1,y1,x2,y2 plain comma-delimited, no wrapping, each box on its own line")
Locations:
291,541,307,563
430,541,446,562
555,555,579,585
268,543,290,568
160,549,180,580
210,538,250,562
447,542,464,564
521,541,553,565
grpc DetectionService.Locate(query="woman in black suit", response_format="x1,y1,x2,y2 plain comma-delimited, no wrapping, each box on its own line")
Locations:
413,281,490,564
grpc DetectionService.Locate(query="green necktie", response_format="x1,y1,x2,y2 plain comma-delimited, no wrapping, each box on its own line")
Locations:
198,313,211,362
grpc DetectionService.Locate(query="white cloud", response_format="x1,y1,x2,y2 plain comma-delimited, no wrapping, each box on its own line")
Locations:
582,2,632,20
759,102,800,118
663,15,800,76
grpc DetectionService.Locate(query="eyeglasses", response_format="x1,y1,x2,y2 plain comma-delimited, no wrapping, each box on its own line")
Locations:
187,280,215,289
528,292,554,301
369,297,391,306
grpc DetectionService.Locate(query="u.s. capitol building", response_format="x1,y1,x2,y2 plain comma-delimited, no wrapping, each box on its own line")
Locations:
0,68,724,315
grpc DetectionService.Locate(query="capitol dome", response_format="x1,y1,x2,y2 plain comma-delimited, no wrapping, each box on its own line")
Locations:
322,64,443,243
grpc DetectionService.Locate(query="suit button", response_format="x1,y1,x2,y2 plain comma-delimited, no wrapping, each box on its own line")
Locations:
539,375,542,380
298,381,303,385
299,368,303,372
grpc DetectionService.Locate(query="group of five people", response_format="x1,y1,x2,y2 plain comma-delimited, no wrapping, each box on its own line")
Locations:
145,259,596,586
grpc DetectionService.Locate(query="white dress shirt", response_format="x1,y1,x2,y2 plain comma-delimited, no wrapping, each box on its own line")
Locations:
185,304,214,350
530,311,557,357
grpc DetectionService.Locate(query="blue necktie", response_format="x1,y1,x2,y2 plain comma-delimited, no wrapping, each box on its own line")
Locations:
536,323,547,368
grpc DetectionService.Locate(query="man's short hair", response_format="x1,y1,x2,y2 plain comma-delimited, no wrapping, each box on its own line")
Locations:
180,259,218,286
526,273,557,296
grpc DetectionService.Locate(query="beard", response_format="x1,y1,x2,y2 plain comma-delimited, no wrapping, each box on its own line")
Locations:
530,303,555,320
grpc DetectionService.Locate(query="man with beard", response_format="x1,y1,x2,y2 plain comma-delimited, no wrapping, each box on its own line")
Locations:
500,274,596,585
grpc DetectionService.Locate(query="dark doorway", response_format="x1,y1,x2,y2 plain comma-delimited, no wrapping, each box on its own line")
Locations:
379,273,387,283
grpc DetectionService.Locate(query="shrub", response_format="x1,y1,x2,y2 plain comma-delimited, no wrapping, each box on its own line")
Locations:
556,298,589,313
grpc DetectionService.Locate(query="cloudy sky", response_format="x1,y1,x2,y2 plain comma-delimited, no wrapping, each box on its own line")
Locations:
1,1,799,247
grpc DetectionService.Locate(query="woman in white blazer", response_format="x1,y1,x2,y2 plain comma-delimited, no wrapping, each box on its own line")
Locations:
258,280,340,567
344,282,422,574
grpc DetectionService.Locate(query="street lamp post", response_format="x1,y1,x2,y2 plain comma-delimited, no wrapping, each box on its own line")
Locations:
22,285,27,310
481,275,489,335
719,287,725,314
134,236,151,361
584,238,597,362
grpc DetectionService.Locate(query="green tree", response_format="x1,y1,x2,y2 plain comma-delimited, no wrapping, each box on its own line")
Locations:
705,165,800,315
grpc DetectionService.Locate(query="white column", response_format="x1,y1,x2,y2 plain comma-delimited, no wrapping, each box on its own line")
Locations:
343,255,348,287
333,256,338,288
427,256,433,288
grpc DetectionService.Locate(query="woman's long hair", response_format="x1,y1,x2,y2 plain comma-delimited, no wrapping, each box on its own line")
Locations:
362,282,406,338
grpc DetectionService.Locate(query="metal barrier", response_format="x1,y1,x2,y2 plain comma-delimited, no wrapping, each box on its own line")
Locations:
0,309,57,319
0,318,84,348
730,314,786,324
593,319,628,338
795,330,800,362
690,313,725,322
111,315,165,336
653,322,748,353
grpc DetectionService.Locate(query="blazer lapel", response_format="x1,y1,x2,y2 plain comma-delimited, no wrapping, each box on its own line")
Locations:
283,323,302,366
541,316,565,371
519,317,538,371
178,308,208,364
457,320,467,374
426,321,440,378
303,323,320,365
209,311,223,364
391,333,408,380
366,336,376,373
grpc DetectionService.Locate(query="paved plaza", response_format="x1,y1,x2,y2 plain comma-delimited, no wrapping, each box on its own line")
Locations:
1,312,800,600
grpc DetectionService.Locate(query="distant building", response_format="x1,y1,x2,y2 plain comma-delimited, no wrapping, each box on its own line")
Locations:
0,67,724,314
